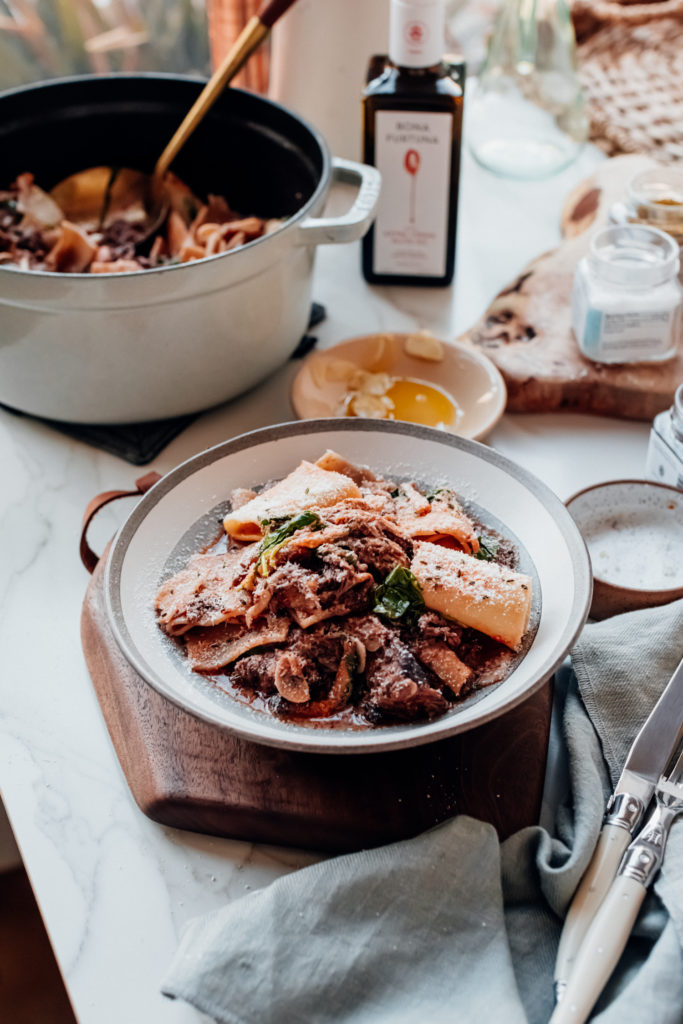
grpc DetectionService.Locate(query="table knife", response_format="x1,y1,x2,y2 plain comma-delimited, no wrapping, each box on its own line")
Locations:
549,745,683,1024
553,655,683,1002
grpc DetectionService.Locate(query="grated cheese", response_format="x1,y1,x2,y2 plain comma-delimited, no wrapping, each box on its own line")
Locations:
411,542,532,650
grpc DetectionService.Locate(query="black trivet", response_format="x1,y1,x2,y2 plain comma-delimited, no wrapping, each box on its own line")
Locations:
2,303,325,466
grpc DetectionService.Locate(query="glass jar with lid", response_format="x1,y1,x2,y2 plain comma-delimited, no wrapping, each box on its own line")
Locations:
611,167,683,247
571,224,682,364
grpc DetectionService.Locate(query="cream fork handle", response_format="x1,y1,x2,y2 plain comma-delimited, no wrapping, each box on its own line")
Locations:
554,824,631,1001
549,875,645,1024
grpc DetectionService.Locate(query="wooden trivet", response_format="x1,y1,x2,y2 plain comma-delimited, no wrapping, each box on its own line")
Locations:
459,155,682,420
81,544,553,852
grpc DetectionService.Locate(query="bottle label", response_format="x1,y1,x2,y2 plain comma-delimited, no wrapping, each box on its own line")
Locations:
572,266,679,362
372,110,452,278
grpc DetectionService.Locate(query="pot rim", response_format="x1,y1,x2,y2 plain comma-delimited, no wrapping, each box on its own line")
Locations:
0,71,332,282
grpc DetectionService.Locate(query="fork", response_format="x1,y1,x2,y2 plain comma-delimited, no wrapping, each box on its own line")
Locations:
549,746,683,1024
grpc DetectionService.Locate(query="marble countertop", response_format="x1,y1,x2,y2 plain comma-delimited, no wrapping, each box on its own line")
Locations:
0,141,652,1023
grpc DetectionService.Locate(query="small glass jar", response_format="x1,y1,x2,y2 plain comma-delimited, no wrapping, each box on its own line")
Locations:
612,167,683,243
571,224,682,364
610,167,683,282
646,384,683,490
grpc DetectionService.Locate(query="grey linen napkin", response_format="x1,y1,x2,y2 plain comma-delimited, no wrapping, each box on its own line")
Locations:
162,600,683,1024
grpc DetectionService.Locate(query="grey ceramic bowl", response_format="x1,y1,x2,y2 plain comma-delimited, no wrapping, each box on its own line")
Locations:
105,419,592,754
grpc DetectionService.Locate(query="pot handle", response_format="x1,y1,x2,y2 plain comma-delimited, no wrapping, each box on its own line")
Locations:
295,157,381,246
80,471,161,574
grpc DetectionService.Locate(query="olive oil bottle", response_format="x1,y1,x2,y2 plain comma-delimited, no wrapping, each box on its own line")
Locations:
362,0,464,287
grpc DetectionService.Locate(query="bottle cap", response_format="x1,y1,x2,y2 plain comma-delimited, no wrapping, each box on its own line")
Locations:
389,0,444,68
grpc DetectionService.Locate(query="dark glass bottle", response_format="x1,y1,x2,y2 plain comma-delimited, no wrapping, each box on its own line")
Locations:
362,2,464,287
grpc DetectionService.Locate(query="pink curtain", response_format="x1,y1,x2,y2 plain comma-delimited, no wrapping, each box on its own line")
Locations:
206,0,270,92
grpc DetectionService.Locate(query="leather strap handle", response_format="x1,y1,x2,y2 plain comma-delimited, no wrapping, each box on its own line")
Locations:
80,471,161,574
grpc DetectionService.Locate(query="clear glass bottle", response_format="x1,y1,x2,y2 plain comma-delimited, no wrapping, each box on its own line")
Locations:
361,0,463,287
468,0,588,179
646,384,683,490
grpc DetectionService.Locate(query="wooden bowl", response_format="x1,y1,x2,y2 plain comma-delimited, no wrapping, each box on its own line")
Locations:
566,479,683,620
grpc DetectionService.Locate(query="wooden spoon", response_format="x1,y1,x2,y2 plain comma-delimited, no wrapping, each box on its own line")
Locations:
51,0,300,245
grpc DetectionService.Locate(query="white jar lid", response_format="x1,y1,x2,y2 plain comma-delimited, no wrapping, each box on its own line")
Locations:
588,224,680,288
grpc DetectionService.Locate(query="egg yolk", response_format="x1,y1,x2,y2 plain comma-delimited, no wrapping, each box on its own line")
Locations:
385,378,458,428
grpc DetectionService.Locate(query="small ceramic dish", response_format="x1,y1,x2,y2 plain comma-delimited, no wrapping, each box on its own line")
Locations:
291,332,507,440
566,479,683,620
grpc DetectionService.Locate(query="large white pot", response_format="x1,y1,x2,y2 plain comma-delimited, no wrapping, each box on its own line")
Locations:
0,75,380,424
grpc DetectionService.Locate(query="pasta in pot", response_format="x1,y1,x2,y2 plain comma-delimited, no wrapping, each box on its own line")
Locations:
0,171,280,273
155,451,534,728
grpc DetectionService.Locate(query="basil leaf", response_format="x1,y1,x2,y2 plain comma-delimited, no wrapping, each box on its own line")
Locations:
257,510,324,575
475,535,500,561
373,566,425,625
425,487,445,502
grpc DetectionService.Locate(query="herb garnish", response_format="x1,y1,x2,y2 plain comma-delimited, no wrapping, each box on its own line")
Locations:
373,566,425,625
475,535,500,561
257,510,324,575
425,487,445,502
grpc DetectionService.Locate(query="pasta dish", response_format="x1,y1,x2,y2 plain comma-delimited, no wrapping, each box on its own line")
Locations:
155,451,533,728
0,171,277,273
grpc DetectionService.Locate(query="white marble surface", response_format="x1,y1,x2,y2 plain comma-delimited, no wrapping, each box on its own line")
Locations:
0,140,652,1024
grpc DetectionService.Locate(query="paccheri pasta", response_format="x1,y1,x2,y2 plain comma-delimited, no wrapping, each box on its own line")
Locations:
411,543,532,651
223,462,362,542
155,452,534,728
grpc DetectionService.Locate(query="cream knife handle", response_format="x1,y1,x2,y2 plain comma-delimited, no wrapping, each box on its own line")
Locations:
554,824,631,999
549,875,645,1024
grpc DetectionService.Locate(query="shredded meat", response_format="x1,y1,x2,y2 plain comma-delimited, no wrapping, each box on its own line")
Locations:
413,640,473,696
413,611,463,649
245,557,373,629
229,623,352,715
229,650,280,695
0,195,53,268
362,636,450,723
342,616,450,723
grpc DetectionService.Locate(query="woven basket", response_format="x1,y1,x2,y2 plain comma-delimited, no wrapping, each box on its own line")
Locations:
572,0,683,162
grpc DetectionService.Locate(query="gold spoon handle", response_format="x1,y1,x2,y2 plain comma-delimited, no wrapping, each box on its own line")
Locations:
154,0,299,181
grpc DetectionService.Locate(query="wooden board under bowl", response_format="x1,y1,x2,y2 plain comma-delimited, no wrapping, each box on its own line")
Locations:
81,544,553,852
459,155,682,420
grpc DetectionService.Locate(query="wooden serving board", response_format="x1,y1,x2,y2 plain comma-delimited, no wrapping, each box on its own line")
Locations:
459,155,683,420
81,545,553,852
